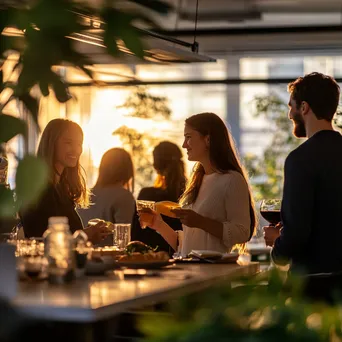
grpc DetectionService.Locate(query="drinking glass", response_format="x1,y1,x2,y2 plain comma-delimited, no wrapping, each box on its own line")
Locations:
16,239,46,280
136,200,155,211
260,199,282,225
114,224,131,249
22,256,46,280
136,200,155,229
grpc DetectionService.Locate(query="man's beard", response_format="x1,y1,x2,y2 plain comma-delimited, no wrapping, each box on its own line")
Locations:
292,112,306,138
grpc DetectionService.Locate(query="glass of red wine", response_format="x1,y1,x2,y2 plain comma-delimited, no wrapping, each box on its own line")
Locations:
260,199,282,225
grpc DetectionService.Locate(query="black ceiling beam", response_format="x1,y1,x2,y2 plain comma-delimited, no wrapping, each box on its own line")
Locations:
149,25,342,37
67,77,342,87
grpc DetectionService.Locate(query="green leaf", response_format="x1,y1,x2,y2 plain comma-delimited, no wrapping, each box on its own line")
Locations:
16,67,38,94
0,9,9,35
0,114,27,143
30,0,79,36
102,9,145,58
17,93,40,125
0,186,16,218
49,72,72,103
0,69,3,93
102,9,121,57
120,27,145,58
15,155,49,210
39,80,50,97
128,0,172,14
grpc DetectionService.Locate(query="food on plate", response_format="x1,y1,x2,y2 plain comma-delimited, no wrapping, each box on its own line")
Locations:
91,246,123,259
120,241,169,263
125,241,156,254
119,251,169,262
155,201,180,218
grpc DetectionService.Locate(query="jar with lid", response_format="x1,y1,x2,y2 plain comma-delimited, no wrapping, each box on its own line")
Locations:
44,216,75,284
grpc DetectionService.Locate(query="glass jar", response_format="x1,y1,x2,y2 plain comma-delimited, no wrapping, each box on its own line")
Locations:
44,217,75,284
73,230,91,269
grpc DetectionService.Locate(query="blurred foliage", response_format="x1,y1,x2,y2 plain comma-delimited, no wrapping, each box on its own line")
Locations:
113,86,172,190
117,86,171,119
244,95,299,203
245,95,342,203
140,269,342,342
0,0,171,216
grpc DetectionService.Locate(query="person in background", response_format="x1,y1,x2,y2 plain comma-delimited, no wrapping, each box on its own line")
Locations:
0,156,19,238
78,148,135,245
131,141,186,254
139,113,256,256
20,119,108,244
263,73,342,301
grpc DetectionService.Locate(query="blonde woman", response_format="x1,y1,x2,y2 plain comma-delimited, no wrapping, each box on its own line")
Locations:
139,113,256,256
21,119,108,244
79,148,135,229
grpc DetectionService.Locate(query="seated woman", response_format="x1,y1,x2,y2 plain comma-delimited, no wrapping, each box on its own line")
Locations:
131,141,186,254
139,112,256,256
79,148,135,245
21,119,108,244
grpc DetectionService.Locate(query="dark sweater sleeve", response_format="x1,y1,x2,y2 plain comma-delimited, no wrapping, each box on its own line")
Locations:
272,151,315,265
20,187,56,238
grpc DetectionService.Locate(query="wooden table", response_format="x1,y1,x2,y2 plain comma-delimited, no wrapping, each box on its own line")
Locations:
14,263,259,323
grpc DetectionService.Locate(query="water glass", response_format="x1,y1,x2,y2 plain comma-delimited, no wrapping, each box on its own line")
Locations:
114,224,131,249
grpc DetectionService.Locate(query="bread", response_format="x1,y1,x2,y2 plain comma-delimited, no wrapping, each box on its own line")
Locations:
155,201,180,218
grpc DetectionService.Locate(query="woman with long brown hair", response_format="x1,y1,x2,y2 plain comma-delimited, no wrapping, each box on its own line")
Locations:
132,141,186,254
140,113,256,256
79,148,135,229
21,119,108,243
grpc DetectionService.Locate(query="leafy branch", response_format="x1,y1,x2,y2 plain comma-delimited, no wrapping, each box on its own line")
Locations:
0,0,172,216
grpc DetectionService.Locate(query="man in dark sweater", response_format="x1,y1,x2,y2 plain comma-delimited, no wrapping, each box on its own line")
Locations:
264,73,342,280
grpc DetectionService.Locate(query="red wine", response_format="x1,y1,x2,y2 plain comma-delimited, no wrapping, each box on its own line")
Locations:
260,210,281,225
25,270,41,279
75,252,88,269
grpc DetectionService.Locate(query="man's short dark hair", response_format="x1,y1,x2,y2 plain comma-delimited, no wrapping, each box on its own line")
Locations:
288,72,340,121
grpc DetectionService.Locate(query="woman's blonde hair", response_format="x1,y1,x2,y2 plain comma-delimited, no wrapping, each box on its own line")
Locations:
179,113,257,242
95,148,134,193
37,118,89,208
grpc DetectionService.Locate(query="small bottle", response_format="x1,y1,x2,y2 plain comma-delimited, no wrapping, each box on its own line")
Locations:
44,217,75,284
73,230,90,271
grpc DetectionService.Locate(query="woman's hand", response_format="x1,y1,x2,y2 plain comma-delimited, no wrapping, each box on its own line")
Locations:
171,209,203,228
138,208,164,231
84,219,110,244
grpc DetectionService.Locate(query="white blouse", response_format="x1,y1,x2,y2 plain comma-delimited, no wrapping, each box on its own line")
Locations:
179,171,251,256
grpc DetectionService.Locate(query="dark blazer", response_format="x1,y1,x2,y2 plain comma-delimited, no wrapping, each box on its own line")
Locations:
272,130,342,274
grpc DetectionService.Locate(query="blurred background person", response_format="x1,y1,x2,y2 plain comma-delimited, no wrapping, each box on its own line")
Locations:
20,119,108,244
132,141,186,255
79,148,135,245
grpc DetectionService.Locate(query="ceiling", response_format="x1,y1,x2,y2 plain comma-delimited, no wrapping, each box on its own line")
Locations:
142,0,342,57
73,1,342,58
166,0,342,29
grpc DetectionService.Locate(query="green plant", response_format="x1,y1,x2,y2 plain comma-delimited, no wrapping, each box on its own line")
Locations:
140,269,342,342
0,0,171,216
114,86,172,189
245,95,342,203
244,95,301,202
